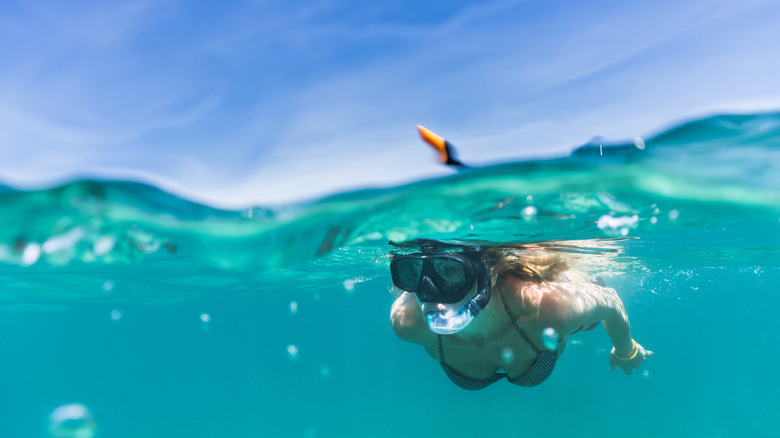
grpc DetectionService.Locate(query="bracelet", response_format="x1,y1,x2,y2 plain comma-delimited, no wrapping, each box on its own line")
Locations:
612,339,639,361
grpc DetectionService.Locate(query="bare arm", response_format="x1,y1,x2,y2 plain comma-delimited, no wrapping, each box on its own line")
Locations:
504,273,652,373
542,281,634,354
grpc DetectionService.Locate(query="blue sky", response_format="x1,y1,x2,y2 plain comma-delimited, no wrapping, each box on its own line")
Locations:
2,0,779,207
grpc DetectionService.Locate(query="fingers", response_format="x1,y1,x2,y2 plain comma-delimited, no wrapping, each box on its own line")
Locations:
610,361,633,374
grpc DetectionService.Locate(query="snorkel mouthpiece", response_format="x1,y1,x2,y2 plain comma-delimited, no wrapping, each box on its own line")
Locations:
424,300,484,334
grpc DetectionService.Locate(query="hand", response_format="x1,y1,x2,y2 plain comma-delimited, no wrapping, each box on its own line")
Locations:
610,340,653,374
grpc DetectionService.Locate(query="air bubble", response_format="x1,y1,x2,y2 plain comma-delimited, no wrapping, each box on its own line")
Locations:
668,209,680,221
287,344,299,360
43,228,87,255
290,301,299,315
522,206,537,220
48,403,96,438
101,280,115,293
200,313,212,332
343,279,355,294
110,309,122,321
501,347,515,364
319,365,332,379
542,327,559,350
93,236,115,257
22,242,41,266
633,137,646,150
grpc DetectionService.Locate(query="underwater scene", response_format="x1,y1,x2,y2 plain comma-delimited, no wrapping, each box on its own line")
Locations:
1,112,779,438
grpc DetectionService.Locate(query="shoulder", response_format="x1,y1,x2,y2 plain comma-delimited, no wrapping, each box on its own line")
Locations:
498,273,578,328
497,275,545,317
390,293,435,345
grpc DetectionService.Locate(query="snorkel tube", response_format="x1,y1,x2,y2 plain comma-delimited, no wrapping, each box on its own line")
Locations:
421,257,492,335
417,125,467,168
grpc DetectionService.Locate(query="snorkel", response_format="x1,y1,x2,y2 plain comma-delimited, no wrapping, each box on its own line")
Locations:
420,256,492,334
389,127,491,333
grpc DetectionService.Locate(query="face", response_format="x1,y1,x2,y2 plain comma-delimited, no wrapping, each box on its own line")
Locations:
390,250,492,334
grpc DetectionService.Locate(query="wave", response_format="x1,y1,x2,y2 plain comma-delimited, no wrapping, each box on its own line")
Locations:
1,112,779,277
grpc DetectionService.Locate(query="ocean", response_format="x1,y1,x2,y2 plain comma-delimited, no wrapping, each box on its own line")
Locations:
1,112,779,438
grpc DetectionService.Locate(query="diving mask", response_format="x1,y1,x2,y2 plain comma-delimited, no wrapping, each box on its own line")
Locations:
390,250,492,334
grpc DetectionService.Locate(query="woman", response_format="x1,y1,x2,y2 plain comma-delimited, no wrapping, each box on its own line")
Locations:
389,240,652,390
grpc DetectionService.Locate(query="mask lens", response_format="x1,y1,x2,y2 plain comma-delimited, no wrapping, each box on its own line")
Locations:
391,258,423,291
431,259,467,288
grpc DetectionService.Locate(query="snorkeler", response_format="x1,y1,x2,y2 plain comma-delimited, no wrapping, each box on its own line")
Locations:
389,240,652,390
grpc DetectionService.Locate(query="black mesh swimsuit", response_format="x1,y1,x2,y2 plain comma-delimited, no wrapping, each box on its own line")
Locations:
437,293,558,390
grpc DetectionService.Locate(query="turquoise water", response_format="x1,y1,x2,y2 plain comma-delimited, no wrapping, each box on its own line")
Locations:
2,113,779,437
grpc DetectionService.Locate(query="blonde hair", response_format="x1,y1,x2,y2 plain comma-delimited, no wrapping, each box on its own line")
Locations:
487,248,571,283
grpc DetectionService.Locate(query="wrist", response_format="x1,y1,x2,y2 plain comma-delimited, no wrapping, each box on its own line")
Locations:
612,339,638,361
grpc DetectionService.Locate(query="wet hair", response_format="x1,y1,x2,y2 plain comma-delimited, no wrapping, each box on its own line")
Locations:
486,248,571,283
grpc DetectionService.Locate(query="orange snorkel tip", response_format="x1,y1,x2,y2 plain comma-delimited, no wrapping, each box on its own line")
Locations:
417,125,465,167
417,125,449,164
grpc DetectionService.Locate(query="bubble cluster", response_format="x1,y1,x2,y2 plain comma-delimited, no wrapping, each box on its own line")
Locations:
597,215,638,236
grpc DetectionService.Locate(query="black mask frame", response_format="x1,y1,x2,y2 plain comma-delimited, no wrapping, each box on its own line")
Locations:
390,251,489,304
